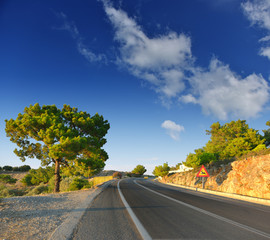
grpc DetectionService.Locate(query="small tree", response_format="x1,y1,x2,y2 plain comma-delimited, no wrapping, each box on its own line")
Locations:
132,165,146,176
5,103,110,192
113,171,122,179
153,163,170,177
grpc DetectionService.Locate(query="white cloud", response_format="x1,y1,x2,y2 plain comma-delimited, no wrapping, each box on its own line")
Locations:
161,120,184,140
242,0,270,60
189,58,269,120
56,12,107,63
101,1,269,120
102,1,192,100
179,94,198,104
242,0,270,30
260,46,270,59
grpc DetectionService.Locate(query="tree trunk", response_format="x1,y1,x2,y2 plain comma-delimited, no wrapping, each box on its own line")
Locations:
54,159,61,193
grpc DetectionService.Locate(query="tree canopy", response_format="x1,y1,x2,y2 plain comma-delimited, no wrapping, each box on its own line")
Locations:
153,163,170,177
5,103,110,192
131,165,147,176
184,120,266,167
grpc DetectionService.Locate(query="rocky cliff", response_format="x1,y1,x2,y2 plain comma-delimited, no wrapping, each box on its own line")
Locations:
161,154,270,199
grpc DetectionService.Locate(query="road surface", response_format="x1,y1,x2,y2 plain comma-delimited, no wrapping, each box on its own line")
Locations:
73,178,270,240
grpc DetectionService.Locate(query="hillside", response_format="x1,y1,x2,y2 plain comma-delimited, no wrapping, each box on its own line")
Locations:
161,154,270,199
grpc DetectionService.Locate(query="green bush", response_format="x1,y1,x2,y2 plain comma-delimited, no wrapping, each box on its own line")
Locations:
27,183,49,196
68,177,91,191
0,184,26,198
21,166,54,186
48,176,92,192
0,174,17,184
153,163,170,177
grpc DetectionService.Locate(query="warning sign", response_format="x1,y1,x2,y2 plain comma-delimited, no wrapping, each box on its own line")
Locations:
196,165,209,177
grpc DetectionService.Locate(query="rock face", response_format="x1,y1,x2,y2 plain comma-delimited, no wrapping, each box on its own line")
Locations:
162,154,270,199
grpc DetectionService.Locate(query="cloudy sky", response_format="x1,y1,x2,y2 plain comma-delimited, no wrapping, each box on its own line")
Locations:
0,0,270,174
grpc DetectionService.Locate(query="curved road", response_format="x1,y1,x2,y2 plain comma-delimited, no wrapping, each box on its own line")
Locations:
73,178,270,240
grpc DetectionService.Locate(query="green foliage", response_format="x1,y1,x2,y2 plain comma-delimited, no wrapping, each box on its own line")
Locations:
0,165,31,172
153,163,170,177
21,166,54,186
184,148,205,168
205,120,265,160
131,165,147,176
68,177,91,191
0,174,17,184
27,183,49,196
0,184,26,198
126,172,132,177
18,165,31,172
5,103,110,192
112,171,122,179
48,176,92,192
3,166,13,171
185,120,266,167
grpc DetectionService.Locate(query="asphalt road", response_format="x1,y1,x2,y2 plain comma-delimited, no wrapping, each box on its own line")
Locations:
73,179,270,240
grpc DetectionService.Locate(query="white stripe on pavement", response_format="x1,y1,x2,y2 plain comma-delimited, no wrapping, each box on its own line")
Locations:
117,180,152,240
135,180,270,239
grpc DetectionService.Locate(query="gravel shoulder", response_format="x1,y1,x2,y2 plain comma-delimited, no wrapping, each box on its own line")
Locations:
0,185,107,240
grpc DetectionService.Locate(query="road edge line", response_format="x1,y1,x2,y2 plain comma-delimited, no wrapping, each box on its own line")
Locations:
49,180,114,240
117,179,152,240
135,180,270,239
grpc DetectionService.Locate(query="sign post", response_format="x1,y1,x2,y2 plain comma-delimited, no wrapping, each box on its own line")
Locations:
196,165,209,189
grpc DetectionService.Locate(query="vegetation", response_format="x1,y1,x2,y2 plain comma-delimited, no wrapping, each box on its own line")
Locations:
5,103,110,192
1,165,31,172
112,171,122,179
2,166,13,171
184,120,266,167
263,120,270,147
21,166,54,186
131,165,147,176
92,176,113,186
153,163,170,177
0,174,17,184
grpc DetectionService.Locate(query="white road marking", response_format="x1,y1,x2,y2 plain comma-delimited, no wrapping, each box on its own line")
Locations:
117,180,152,240
135,180,270,239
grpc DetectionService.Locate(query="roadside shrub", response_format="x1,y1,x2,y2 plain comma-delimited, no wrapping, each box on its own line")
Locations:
68,177,91,191
21,166,54,186
0,184,25,197
0,184,14,198
3,166,13,171
113,171,122,179
48,176,92,192
27,183,49,196
0,174,17,184
21,174,33,186
0,166,2,171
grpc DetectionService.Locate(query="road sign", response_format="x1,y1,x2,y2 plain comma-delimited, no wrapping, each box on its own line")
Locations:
196,165,209,177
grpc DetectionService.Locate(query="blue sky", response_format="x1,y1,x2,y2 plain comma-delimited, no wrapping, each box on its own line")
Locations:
0,0,270,174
